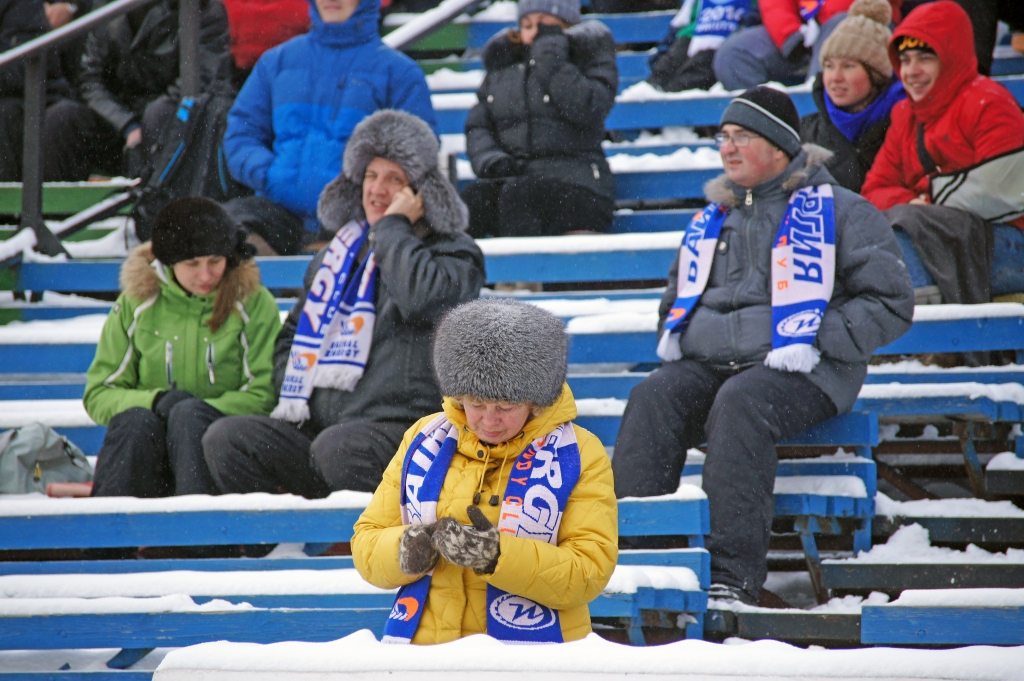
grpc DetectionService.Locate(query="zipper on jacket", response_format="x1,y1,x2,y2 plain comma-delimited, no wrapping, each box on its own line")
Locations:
206,343,216,385
745,189,753,206
165,341,176,389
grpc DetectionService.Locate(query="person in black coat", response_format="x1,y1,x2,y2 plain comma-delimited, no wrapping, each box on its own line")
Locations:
798,0,905,193
461,0,618,238
0,0,73,181
42,0,231,181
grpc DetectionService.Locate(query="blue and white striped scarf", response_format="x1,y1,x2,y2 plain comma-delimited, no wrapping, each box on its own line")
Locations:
271,220,378,422
658,185,836,373
383,414,582,644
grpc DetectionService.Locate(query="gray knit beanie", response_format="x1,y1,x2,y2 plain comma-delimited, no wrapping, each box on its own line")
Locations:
518,0,581,26
720,86,803,159
433,298,568,407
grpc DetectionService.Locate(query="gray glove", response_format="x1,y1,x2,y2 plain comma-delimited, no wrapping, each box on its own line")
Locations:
399,523,440,575
432,505,501,575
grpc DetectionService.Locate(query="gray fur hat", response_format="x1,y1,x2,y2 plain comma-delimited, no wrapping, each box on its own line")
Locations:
518,0,581,25
317,110,469,235
433,298,568,407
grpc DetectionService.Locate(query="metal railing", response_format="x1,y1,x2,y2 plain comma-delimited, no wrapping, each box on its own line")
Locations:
0,0,202,256
0,0,481,257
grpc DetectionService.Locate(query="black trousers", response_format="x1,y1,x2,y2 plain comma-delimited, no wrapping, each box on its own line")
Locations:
461,176,614,239
886,204,992,305
612,360,837,600
202,416,410,497
91,399,224,498
223,196,307,256
29,96,176,181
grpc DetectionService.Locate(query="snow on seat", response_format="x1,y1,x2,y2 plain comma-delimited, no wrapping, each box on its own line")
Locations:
861,588,1024,646
821,523,1024,595
0,487,709,552
0,565,707,650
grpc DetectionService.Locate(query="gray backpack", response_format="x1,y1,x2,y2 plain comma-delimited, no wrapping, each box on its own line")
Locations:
0,424,93,495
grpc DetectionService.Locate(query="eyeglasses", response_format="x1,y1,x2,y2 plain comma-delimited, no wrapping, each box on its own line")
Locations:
714,131,763,148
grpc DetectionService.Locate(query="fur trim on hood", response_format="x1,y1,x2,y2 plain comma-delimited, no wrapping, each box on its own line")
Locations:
120,242,263,333
317,110,468,236
704,143,835,207
482,20,614,72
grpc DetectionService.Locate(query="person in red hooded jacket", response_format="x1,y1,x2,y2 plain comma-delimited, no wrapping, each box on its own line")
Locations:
713,0,902,90
862,1,1024,307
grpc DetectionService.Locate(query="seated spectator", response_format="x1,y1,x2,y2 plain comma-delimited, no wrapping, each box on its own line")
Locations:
0,0,74,181
713,0,902,91
43,0,231,181
84,198,281,500
799,0,905,192
222,0,436,256
222,0,309,87
648,0,757,93
352,298,617,644
203,111,485,497
461,0,618,238
861,0,1024,306
611,87,913,605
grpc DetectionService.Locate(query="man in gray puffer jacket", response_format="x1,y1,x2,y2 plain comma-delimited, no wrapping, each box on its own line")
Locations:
612,87,913,605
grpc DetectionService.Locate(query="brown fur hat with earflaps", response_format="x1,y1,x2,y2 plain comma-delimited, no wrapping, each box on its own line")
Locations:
316,110,469,236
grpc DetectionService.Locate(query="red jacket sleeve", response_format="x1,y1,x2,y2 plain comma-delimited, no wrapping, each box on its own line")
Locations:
961,83,1024,164
861,106,921,210
760,0,802,49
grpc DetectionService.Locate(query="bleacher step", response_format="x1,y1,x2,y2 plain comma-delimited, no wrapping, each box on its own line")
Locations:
704,609,861,645
822,563,1024,594
873,516,1024,546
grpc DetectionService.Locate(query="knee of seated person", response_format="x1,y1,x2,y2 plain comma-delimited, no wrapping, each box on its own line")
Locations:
201,416,248,461
708,378,763,424
109,406,162,431
166,397,209,424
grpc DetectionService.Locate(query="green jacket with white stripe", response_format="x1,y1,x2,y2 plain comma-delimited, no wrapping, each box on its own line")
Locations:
83,243,281,426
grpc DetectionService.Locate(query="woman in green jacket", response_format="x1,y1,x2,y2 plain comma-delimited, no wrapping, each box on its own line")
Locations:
84,198,281,498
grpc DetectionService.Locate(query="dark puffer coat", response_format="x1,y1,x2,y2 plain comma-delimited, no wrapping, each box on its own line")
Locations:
274,222,485,432
79,0,231,135
465,21,618,200
660,144,914,414
275,110,486,433
799,75,891,193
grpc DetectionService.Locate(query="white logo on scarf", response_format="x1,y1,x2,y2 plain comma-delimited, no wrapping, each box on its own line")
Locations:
489,594,558,630
777,309,823,337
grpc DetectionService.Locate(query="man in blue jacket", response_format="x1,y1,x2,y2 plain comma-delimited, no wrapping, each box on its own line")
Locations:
222,0,437,255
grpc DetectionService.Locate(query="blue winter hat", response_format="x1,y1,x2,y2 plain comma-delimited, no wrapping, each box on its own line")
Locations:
518,0,581,25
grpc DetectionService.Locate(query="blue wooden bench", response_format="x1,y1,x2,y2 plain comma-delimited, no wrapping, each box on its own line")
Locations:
860,589,1024,645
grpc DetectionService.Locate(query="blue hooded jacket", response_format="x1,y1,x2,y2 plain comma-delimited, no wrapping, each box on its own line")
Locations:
223,0,437,229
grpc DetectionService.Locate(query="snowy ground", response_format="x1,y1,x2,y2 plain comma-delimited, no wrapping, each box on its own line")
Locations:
150,630,1024,680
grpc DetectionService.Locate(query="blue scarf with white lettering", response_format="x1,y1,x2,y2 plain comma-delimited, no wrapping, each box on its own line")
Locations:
658,185,836,373
383,414,582,644
271,220,377,423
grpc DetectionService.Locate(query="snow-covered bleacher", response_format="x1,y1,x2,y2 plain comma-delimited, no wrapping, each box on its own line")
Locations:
2,4,1024,669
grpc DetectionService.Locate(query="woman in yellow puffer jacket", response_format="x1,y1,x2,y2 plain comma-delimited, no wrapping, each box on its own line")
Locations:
352,298,617,645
